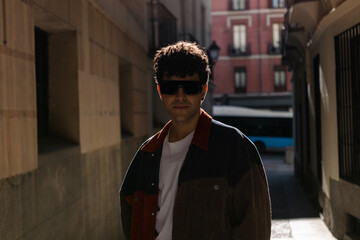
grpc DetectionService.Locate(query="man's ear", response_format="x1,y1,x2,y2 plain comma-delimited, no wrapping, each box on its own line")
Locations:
157,84,163,101
201,84,208,101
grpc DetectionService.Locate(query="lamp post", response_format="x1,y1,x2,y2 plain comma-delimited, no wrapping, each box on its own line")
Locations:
207,40,220,81
204,41,220,115
208,41,220,63
207,41,220,81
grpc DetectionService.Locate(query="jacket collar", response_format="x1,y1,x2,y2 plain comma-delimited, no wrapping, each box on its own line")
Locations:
141,109,212,152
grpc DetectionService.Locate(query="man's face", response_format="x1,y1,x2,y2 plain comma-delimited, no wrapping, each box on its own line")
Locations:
158,73,207,125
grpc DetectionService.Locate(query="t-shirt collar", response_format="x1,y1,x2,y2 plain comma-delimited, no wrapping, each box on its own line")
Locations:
141,109,212,152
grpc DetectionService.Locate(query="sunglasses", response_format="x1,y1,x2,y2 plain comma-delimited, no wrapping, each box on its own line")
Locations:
159,81,203,95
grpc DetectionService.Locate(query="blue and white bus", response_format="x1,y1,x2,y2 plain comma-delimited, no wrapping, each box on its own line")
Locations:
213,105,293,153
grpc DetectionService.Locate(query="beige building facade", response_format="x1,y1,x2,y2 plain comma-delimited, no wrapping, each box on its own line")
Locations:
0,0,212,239
283,0,360,239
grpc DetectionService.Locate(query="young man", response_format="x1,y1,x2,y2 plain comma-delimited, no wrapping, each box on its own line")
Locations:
120,41,271,240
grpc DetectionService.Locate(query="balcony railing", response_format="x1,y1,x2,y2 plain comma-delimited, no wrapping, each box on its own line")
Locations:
228,44,251,56
335,22,360,186
228,0,249,11
268,43,281,55
147,2,177,56
179,33,198,43
268,0,286,8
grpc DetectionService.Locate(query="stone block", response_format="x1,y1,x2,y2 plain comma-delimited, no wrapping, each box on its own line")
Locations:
19,172,38,234
35,152,82,223
20,197,84,240
0,177,23,240
0,118,9,179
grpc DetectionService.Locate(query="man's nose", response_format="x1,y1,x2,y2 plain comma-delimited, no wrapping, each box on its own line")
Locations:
175,87,186,99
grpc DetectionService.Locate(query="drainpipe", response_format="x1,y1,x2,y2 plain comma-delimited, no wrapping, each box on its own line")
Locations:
257,0,262,92
181,0,186,39
151,0,159,49
2,0,7,45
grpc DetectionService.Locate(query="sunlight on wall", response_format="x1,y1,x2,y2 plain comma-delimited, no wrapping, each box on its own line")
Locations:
319,66,329,114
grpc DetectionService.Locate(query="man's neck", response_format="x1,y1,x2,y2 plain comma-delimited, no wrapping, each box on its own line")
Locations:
169,112,200,142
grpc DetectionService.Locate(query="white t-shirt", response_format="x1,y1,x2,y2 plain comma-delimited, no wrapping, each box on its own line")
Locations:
155,130,195,240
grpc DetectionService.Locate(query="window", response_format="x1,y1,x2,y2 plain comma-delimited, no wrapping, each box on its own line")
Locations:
35,28,50,139
348,214,360,238
271,0,285,8
233,24,246,53
233,25,246,52
232,0,246,10
192,0,196,37
335,23,360,186
147,2,177,55
274,67,286,91
229,24,250,56
272,23,281,48
35,27,79,153
234,67,246,93
268,23,282,54
201,5,206,45
119,64,134,138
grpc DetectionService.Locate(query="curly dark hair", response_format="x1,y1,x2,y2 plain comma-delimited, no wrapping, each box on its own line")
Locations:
153,41,211,85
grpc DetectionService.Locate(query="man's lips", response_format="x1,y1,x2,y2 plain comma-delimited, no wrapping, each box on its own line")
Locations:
173,105,189,109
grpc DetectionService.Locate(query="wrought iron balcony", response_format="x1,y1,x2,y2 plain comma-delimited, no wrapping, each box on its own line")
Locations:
147,2,177,57
287,0,316,7
268,43,281,55
228,44,251,56
268,0,286,8
229,0,249,11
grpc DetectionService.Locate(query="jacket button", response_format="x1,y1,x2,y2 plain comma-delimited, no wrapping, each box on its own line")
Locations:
151,212,155,216
151,153,155,157
151,182,155,186
214,185,219,190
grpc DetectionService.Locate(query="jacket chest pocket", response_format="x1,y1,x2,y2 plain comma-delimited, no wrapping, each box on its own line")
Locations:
193,178,228,193
192,179,228,220
174,178,229,223
131,191,144,206
173,178,231,239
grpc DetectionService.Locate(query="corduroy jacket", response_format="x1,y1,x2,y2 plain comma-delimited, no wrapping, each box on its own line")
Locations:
120,110,271,240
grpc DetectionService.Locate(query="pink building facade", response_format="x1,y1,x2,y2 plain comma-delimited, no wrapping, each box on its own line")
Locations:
211,0,292,110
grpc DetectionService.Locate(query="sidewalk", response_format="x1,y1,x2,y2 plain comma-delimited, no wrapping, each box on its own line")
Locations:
262,153,337,240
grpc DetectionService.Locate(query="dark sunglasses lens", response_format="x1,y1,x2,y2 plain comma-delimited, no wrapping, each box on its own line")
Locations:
160,82,178,94
183,83,202,94
160,81,202,95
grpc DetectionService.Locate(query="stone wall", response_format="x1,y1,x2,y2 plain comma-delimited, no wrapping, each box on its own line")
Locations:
0,145,123,239
286,0,360,238
0,0,151,239
0,0,213,238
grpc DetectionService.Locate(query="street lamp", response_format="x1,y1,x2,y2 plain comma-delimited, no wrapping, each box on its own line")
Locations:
207,41,221,80
208,41,220,62
204,41,221,116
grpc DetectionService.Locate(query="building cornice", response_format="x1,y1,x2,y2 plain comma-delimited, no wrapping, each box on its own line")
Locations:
212,8,287,16
218,55,283,61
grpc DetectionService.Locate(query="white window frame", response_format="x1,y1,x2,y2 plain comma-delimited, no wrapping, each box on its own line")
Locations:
274,67,286,91
233,0,246,10
272,23,281,48
234,67,246,93
272,0,285,8
233,25,246,52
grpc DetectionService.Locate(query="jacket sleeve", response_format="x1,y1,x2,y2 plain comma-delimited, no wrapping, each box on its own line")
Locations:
119,144,144,240
231,141,272,239
120,194,132,240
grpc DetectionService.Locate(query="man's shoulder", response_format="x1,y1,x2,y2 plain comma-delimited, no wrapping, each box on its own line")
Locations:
140,122,172,153
210,119,247,139
209,119,257,151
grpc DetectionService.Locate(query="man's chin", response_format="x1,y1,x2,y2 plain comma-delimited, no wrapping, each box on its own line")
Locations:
171,115,188,123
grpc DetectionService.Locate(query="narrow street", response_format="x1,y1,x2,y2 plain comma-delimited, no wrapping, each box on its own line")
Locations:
262,153,337,240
